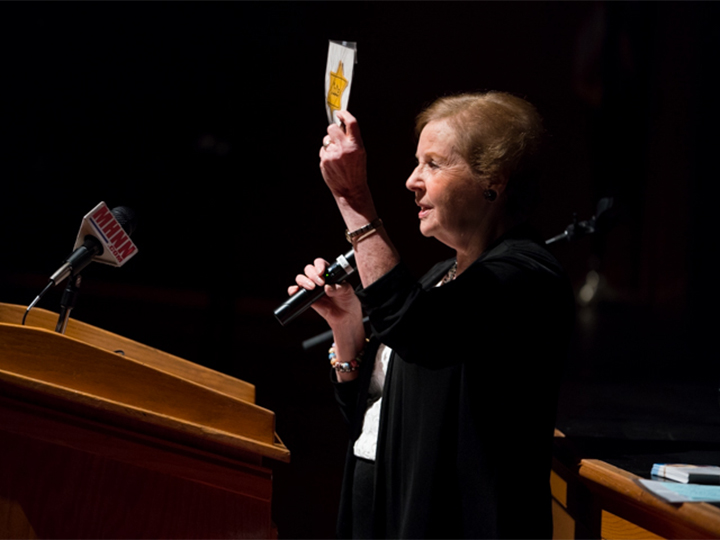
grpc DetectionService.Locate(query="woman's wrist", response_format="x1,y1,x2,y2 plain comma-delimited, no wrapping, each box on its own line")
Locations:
330,317,366,355
329,337,369,373
334,191,378,231
329,317,367,382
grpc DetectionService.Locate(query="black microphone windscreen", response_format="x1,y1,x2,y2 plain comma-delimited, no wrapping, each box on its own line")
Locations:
111,206,138,236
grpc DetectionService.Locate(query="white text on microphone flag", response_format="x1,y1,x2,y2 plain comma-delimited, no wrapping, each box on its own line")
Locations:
74,202,138,266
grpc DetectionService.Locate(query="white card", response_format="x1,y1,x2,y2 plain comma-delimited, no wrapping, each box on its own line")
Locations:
325,40,357,125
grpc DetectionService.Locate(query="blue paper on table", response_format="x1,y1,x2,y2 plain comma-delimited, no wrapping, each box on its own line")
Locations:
639,479,720,503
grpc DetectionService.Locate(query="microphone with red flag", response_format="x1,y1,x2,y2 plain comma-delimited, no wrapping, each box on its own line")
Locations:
24,202,139,325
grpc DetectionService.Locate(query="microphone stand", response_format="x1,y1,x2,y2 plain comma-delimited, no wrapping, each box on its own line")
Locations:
55,275,82,334
546,197,615,246
545,213,597,245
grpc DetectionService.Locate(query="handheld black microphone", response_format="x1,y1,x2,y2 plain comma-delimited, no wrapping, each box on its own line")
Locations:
274,249,356,326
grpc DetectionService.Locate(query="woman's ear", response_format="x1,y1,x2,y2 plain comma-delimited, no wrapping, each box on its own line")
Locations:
483,172,509,199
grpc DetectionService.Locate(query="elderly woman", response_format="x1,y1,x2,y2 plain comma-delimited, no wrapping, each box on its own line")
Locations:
290,92,574,539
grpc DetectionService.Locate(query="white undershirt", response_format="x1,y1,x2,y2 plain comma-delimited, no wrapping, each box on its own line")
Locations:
352,275,449,461
352,343,392,460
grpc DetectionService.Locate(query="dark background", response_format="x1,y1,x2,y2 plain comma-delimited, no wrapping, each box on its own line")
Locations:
1,2,719,538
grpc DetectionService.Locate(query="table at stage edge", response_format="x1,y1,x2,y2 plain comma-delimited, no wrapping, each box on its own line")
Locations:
551,431,720,539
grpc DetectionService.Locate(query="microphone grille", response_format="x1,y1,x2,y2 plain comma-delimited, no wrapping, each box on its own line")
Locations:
111,206,138,236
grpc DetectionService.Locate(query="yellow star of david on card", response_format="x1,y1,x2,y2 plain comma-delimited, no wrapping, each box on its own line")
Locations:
327,61,349,112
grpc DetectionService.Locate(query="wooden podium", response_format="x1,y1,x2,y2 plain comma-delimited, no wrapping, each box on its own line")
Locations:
0,302,289,539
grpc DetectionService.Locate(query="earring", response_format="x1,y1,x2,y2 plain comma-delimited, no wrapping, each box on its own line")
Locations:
483,189,497,202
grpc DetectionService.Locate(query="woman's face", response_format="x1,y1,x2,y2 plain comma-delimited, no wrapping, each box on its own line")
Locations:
406,119,486,250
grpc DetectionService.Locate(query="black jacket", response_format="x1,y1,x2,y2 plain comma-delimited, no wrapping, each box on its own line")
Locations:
334,225,575,539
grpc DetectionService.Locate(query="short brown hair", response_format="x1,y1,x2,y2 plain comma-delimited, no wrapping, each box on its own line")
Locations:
415,91,546,218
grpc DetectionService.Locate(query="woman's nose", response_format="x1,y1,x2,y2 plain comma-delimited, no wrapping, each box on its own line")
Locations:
406,167,421,192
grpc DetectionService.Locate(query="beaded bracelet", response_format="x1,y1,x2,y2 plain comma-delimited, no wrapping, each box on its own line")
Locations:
329,339,369,373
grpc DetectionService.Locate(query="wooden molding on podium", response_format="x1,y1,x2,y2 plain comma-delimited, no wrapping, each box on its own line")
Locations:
0,302,289,539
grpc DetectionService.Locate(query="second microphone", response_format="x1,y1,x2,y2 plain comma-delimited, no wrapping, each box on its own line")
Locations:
274,249,356,326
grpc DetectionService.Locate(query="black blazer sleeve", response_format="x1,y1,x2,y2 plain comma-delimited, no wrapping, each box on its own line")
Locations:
356,232,573,371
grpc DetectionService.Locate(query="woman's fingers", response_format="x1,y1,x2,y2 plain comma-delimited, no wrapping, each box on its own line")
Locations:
321,111,363,157
314,258,328,278
287,259,361,325
326,122,345,144
334,110,363,147
289,259,330,295
324,281,352,298
293,273,314,290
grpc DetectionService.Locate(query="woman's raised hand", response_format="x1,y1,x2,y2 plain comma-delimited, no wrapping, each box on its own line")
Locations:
318,110,400,290
320,110,369,204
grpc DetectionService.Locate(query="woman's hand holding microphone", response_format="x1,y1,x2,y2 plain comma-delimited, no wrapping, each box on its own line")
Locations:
288,258,366,382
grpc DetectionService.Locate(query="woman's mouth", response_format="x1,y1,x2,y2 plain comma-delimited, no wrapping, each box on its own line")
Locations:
418,204,432,219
